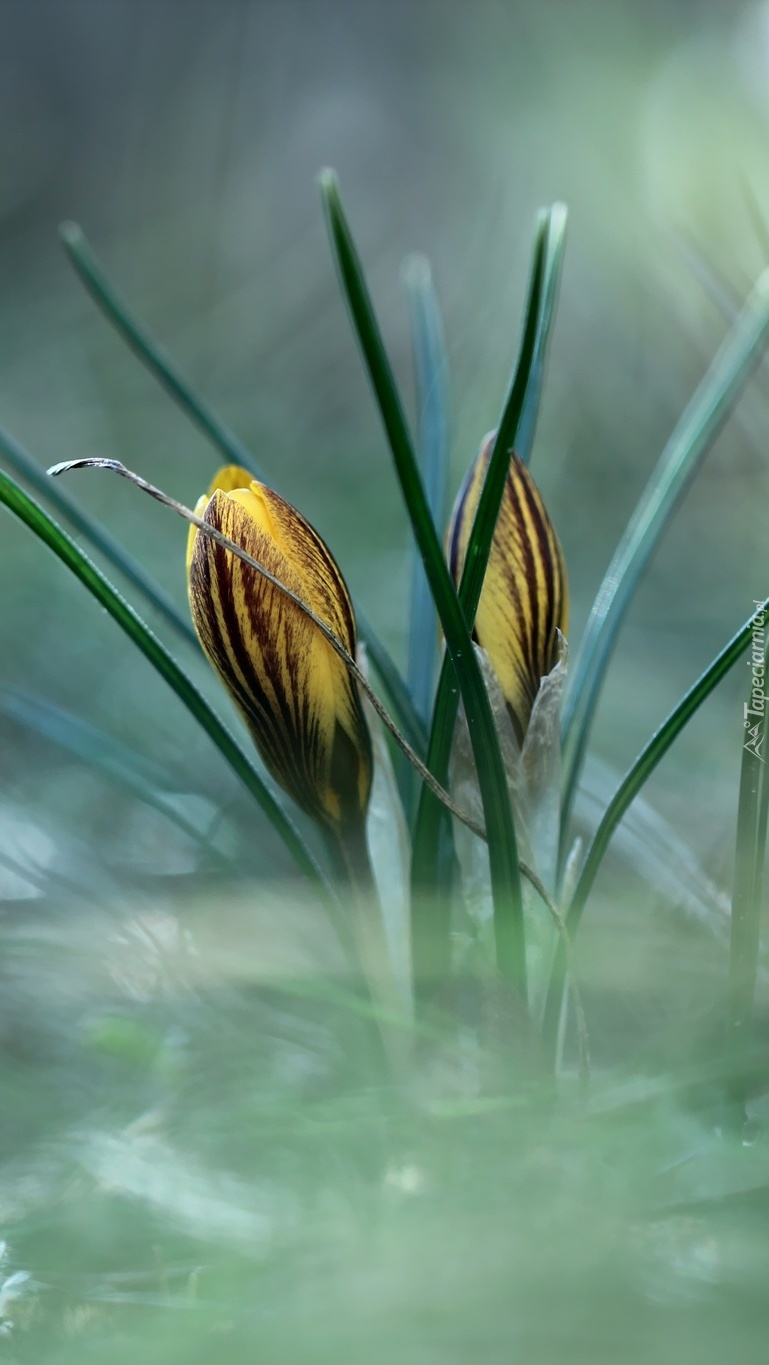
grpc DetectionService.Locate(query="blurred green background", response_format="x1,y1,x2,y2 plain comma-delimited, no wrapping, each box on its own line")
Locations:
3,0,769,861
1,0,769,1358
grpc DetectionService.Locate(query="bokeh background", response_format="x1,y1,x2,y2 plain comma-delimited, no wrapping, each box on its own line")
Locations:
3,0,769,875
1,2,769,1357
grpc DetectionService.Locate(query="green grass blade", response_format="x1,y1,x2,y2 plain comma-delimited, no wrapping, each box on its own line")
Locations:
544,592,769,1057
60,222,261,477
61,221,422,768
321,169,526,1001
407,206,557,984
561,267,769,837
726,612,769,1130
0,424,198,648
451,208,550,618
403,254,450,728
0,467,332,898
516,203,568,466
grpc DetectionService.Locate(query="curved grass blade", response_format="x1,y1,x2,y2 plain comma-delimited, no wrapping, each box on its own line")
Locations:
321,169,526,1000
0,424,197,648
0,467,332,899
403,253,450,729
357,604,427,756
452,209,551,614
60,221,423,762
561,267,769,839
60,222,261,477
726,608,769,1131
0,685,229,862
408,206,557,984
544,591,769,1058
516,203,568,466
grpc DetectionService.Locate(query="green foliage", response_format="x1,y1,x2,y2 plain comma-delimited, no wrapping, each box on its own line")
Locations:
403,254,450,734
727,613,769,1130
409,204,564,985
321,169,527,1000
60,222,424,774
0,423,196,647
1,175,766,1104
544,593,769,1058
561,267,769,839
0,467,331,899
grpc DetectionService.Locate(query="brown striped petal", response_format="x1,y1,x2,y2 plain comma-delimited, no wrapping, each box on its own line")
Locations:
187,466,372,835
446,433,568,742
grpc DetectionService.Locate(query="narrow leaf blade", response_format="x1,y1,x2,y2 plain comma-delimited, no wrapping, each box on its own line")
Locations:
561,267,769,835
403,253,450,728
321,169,526,999
409,205,561,982
544,592,769,1056
517,202,568,466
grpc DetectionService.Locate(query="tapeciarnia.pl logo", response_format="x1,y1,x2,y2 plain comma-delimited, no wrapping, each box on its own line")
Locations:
744,600,766,762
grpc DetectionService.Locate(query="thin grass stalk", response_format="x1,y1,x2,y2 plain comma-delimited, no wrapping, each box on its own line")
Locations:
516,203,568,467
358,604,428,757
561,268,769,844
399,254,450,818
544,592,769,1060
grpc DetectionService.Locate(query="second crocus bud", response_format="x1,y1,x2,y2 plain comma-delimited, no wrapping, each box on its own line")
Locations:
447,432,568,742
187,466,372,837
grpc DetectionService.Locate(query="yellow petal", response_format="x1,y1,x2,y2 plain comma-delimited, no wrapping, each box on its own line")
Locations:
185,466,254,575
447,433,568,741
187,474,372,834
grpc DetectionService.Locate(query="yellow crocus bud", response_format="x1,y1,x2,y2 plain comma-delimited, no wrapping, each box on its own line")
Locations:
187,465,372,836
447,433,568,742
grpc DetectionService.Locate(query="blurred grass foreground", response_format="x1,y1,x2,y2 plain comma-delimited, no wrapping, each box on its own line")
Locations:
3,1,769,1361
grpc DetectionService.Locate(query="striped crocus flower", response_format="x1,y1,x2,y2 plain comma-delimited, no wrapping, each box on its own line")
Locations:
447,433,568,742
187,466,372,836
